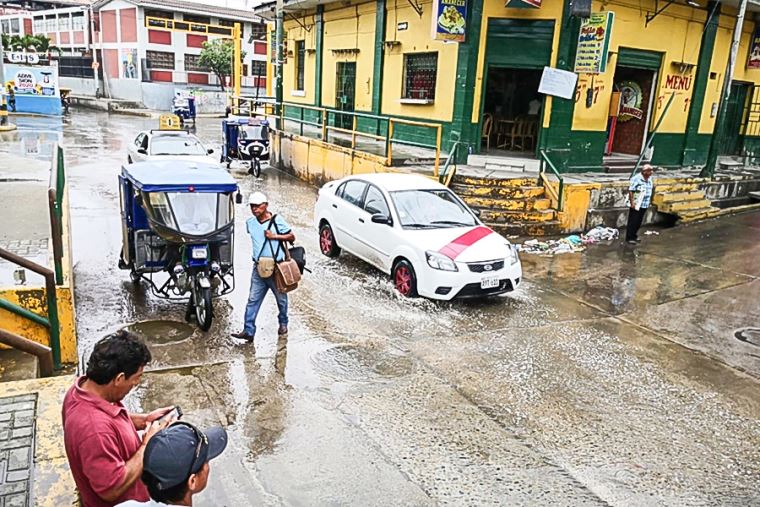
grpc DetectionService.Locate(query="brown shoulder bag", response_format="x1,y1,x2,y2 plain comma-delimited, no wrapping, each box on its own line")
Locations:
272,220,301,293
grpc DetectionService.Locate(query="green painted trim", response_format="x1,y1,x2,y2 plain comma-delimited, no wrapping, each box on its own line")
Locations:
616,47,663,71
315,5,324,108
540,0,581,172
682,1,719,165
450,0,484,162
0,299,49,329
651,133,687,166
372,0,386,115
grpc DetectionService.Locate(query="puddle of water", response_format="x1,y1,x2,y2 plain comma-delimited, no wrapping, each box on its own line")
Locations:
123,320,194,345
311,344,415,382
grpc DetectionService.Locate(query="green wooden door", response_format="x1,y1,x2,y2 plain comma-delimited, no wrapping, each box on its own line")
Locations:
721,82,749,156
335,62,356,129
485,19,554,69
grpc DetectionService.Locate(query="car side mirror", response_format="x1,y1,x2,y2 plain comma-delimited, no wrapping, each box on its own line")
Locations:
371,213,392,226
137,148,147,155
235,193,243,204
207,148,214,154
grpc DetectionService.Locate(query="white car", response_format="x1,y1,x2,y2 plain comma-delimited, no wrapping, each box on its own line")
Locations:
127,130,216,165
314,173,522,300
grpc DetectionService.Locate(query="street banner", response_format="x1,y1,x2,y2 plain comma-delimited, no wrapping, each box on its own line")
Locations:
574,12,614,74
505,0,541,8
748,25,760,69
432,0,467,42
538,66,578,100
4,64,60,98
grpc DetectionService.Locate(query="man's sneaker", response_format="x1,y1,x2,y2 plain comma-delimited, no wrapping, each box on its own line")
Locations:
231,332,254,342
278,325,288,336
626,240,637,245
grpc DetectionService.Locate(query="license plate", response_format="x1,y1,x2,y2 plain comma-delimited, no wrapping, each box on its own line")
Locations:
191,247,208,259
480,277,499,289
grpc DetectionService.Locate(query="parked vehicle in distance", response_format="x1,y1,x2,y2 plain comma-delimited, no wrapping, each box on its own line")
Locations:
314,173,522,300
127,129,216,165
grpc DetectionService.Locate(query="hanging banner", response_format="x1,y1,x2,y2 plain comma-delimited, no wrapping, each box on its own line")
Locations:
432,0,467,42
574,12,614,74
506,0,541,8
4,64,60,98
617,80,644,122
748,25,760,69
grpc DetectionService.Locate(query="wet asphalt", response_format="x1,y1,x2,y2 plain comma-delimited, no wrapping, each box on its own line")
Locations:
2,110,759,505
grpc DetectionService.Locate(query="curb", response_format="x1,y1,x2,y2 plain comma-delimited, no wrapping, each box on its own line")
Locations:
0,124,18,132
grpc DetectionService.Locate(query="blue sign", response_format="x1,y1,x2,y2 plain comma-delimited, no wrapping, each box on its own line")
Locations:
432,0,467,42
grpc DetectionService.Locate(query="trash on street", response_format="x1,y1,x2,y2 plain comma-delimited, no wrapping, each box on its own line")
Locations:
517,226,619,256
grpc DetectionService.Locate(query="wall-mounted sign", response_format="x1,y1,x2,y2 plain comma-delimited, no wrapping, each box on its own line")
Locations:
4,64,60,98
574,12,614,74
538,66,578,100
398,22,408,31
748,25,760,69
617,80,643,122
432,0,467,42
506,0,541,8
5,52,40,64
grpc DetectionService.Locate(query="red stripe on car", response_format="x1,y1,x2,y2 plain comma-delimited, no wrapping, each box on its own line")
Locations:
438,226,493,260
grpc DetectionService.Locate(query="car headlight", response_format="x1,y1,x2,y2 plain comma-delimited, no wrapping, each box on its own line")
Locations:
507,244,519,265
426,251,458,272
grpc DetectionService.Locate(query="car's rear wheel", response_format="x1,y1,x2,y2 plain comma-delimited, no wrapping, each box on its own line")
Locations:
319,222,341,257
393,259,417,298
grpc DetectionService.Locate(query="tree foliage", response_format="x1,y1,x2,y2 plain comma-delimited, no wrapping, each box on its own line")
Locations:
198,39,246,91
1,34,61,56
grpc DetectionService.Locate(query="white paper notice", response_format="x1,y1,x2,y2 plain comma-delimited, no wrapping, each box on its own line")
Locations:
538,66,578,100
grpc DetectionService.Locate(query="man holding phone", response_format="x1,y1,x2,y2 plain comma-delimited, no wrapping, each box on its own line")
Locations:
62,330,177,506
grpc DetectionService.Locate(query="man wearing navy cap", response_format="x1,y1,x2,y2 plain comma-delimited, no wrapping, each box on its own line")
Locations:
116,422,228,507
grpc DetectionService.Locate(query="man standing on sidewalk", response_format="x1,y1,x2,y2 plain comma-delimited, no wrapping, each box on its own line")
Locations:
626,164,655,244
231,191,295,343
62,330,174,507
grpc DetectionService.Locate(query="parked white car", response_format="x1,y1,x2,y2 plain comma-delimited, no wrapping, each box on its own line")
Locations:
314,173,522,300
127,130,217,165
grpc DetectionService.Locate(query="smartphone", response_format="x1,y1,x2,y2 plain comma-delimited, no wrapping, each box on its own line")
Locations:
159,406,183,422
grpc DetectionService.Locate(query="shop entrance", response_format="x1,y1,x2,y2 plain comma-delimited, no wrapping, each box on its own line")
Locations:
605,48,663,161
480,18,554,157
482,67,543,153
335,62,356,129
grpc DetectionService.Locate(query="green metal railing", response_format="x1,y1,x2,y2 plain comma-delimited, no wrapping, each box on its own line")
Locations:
439,139,461,186
49,144,65,285
630,91,676,178
539,149,565,211
0,247,60,372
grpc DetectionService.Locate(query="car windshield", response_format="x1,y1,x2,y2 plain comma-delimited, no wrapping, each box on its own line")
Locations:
146,192,233,236
150,136,206,156
390,189,477,228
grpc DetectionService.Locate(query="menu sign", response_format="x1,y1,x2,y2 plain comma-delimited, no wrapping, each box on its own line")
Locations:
574,12,614,74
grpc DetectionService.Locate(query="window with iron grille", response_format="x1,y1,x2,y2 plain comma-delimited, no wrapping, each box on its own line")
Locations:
33,17,44,33
251,60,266,77
145,9,173,20
146,50,175,69
72,12,85,31
251,22,266,41
59,15,71,31
295,40,305,91
218,18,244,38
58,55,95,78
184,54,207,72
402,52,437,101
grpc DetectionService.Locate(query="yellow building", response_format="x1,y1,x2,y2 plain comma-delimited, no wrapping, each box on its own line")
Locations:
255,0,760,173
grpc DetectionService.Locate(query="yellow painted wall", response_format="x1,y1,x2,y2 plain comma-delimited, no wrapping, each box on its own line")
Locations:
283,15,318,104
381,0,459,121
570,1,707,133
321,1,377,111
473,0,566,128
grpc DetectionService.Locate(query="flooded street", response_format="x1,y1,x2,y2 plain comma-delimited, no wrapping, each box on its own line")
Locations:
2,110,759,505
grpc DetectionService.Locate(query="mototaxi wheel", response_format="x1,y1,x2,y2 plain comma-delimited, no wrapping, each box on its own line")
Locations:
392,259,418,298
129,270,141,285
249,158,261,178
319,222,341,257
194,286,213,331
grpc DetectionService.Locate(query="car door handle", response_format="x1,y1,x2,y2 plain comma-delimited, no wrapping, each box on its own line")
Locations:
358,218,365,223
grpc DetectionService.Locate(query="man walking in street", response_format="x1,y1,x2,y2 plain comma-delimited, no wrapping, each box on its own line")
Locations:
626,164,655,244
62,330,175,507
116,422,228,507
231,191,295,343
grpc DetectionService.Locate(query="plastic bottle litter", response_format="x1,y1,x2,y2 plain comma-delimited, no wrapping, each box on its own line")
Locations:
516,226,620,256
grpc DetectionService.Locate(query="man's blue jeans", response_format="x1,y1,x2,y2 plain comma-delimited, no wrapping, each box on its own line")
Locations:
243,266,288,336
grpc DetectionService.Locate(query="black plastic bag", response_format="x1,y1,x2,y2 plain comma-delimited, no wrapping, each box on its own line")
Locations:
289,246,308,274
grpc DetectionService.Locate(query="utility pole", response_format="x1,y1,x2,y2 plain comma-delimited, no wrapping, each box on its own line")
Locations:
701,0,748,177
275,0,283,130
0,43,7,127
233,23,242,112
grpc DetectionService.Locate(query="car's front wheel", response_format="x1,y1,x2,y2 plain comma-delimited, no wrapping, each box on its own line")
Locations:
319,222,341,257
393,259,418,298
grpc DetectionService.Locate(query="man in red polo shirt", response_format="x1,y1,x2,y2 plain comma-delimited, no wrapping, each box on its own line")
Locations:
62,330,174,507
